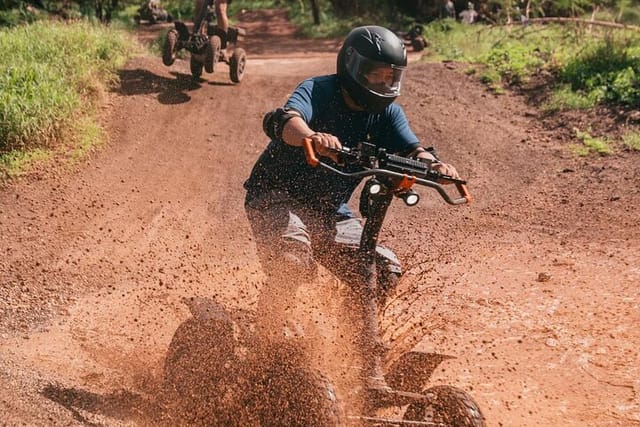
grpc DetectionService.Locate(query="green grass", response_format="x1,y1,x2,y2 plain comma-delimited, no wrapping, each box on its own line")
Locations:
0,149,51,180
542,84,595,112
621,131,640,151
572,128,613,156
0,20,139,178
66,116,107,163
421,22,640,110
423,23,580,78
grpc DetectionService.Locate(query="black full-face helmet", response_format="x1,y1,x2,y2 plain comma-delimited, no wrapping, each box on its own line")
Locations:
337,26,408,113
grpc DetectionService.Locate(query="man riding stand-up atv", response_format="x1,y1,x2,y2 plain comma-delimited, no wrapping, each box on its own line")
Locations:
162,0,246,81
244,26,462,392
194,0,231,46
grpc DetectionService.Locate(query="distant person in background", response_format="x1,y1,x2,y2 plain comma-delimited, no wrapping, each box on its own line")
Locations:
459,1,478,24
444,0,456,19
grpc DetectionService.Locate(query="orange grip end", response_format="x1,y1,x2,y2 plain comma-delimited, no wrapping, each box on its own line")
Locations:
456,183,473,204
302,137,319,167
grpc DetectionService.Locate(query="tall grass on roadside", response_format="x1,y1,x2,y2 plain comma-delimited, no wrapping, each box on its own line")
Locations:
0,20,137,177
622,131,640,151
422,21,640,111
423,22,581,80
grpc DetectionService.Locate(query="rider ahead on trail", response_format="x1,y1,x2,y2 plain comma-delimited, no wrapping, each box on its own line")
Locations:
243,25,461,391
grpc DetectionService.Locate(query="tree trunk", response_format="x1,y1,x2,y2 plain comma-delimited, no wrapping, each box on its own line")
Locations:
310,0,320,25
95,0,103,21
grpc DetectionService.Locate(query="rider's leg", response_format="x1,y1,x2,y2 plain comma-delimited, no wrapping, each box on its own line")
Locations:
246,197,318,342
375,245,403,308
214,0,229,33
332,211,403,304
193,0,207,34
215,0,229,47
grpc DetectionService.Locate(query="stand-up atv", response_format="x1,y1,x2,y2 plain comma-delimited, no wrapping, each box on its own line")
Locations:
397,24,427,52
134,0,172,25
302,139,483,426
161,0,246,82
163,140,484,426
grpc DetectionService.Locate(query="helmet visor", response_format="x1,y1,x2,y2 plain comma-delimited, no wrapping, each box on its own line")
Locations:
345,47,406,98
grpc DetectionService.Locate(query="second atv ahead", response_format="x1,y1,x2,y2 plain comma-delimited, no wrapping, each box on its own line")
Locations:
399,24,428,52
134,0,172,25
162,1,247,83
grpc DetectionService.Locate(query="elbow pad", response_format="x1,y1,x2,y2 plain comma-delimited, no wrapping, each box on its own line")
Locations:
262,107,299,141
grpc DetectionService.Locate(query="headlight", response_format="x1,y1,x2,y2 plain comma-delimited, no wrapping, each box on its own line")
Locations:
402,190,420,206
369,182,382,195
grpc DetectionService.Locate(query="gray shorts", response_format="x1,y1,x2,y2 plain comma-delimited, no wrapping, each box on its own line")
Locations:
245,192,401,282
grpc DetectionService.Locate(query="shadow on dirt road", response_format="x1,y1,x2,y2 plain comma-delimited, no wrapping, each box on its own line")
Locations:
42,384,167,426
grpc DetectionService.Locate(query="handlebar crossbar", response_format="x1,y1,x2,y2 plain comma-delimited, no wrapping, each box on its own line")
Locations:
316,162,469,205
302,138,472,205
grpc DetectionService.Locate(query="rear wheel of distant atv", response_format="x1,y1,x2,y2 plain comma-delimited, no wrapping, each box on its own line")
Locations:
162,29,178,66
190,56,203,79
205,35,221,73
403,385,486,427
229,48,247,83
412,36,427,52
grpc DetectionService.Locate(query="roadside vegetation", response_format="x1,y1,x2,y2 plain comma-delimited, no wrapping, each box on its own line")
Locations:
1,0,638,180
423,20,639,152
0,19,139,179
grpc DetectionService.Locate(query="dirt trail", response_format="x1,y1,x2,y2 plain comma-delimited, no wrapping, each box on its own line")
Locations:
1,8,639,427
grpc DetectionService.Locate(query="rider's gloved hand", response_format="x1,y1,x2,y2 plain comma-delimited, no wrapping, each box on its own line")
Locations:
431,162,460,183
414,150,460,183
308,132,342,163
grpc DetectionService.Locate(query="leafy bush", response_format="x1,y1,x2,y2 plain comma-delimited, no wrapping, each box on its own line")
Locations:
421,21,639,110
480,44,546,85
560,36,640,108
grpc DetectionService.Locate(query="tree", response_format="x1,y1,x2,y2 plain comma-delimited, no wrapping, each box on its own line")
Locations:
310,0,320,24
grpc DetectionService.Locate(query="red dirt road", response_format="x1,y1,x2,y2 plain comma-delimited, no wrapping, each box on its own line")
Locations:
1,9,639,427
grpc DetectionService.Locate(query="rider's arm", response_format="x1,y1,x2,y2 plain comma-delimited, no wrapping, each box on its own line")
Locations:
406,146,439,162
406,146,460,181
284,115,341,162
263,107,341,162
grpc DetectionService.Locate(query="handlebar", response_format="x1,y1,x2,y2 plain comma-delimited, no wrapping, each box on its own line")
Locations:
302,138,472,205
